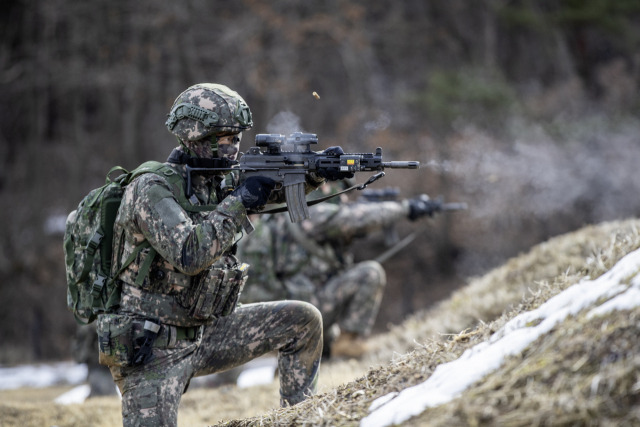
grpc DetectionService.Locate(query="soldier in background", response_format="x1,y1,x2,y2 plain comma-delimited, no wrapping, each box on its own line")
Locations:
238,183,442,359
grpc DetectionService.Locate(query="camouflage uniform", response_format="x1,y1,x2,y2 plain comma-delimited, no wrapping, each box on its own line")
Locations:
97,83,324,427
238,199,410,344
101,163,322,426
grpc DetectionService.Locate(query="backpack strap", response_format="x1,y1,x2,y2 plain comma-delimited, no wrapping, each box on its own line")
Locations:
106,165,129,184
103,240,152,311
130,161,219,213
134,246,157,288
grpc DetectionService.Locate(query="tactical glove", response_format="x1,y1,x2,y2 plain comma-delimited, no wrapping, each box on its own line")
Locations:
407,194,439,221
232,176,277,209
316,146,355,181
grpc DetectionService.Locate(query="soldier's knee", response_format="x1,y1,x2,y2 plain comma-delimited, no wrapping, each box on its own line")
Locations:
283,300,322,335
298,301,323,328
358,260,386,287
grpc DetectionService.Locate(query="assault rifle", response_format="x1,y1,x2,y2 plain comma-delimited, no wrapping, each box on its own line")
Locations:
358,187,401,203
236,132,420,222
358,188,468,249
374,195,468,264
410,194,469,215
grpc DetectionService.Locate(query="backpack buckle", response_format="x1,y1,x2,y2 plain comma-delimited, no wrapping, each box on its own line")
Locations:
86,230,104,255
92,273,107,297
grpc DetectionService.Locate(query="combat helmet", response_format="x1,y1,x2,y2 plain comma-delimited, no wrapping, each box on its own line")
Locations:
165,83,253,141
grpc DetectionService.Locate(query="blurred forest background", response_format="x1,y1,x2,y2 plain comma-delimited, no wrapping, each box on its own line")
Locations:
1,0,639,364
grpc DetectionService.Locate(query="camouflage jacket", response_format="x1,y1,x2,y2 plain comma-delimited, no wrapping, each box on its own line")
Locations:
238,200,409,303
111,160,246,326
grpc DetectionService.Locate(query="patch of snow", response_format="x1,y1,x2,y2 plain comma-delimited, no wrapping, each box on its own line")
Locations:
368,392,398,412
0,355,278,406
237,364,277,388
588,286,640,318
54,384,91,405
0,362,87,390
361,248,640,427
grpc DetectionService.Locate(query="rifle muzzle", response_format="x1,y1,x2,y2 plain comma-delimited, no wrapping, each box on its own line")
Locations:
382,161,420,169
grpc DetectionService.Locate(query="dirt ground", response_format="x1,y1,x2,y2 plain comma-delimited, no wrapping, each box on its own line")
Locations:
0,357,376,427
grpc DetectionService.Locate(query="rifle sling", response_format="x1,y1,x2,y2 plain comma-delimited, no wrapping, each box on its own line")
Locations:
256,172,385,215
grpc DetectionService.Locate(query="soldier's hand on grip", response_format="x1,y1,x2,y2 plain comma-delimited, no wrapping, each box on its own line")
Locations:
407,194,439,221
317,146,355,181
232,176,277,209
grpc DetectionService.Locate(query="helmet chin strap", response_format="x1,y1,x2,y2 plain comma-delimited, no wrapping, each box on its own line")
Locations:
178,138,198,158
209,136,219,158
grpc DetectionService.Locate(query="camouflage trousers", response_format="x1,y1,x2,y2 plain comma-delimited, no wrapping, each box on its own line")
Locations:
302,260,386,337
108,300,322,427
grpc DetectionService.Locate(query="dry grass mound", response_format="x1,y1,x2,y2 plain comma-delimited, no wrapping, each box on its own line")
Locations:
370,218,640,362
219,217,640,426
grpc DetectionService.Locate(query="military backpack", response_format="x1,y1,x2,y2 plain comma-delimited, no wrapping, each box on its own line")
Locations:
64,161,195,325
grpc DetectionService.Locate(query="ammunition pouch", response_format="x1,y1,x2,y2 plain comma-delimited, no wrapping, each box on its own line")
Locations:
96,314,204,368
185,263,249,321
116,262,250,328
96,313,137,367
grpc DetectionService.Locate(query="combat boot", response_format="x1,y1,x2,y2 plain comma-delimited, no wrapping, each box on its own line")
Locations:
330,331,368,359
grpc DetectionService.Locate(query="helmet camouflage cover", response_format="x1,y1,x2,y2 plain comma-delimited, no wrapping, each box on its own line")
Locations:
165,83,253,141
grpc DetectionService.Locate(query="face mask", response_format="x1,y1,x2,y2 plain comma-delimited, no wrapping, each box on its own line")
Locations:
215,134,241,160
183,139,214,159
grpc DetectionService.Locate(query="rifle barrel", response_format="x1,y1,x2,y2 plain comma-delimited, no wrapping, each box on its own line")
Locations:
442,202,468,211
382,161,420,169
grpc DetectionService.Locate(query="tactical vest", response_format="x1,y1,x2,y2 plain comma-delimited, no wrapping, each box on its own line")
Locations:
114,163,248,327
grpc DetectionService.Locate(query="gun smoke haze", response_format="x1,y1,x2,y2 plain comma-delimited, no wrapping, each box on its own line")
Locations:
449,119,640,223
265,110,392,151
266,111,304,136
364,112,391,133
413,117,640,277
